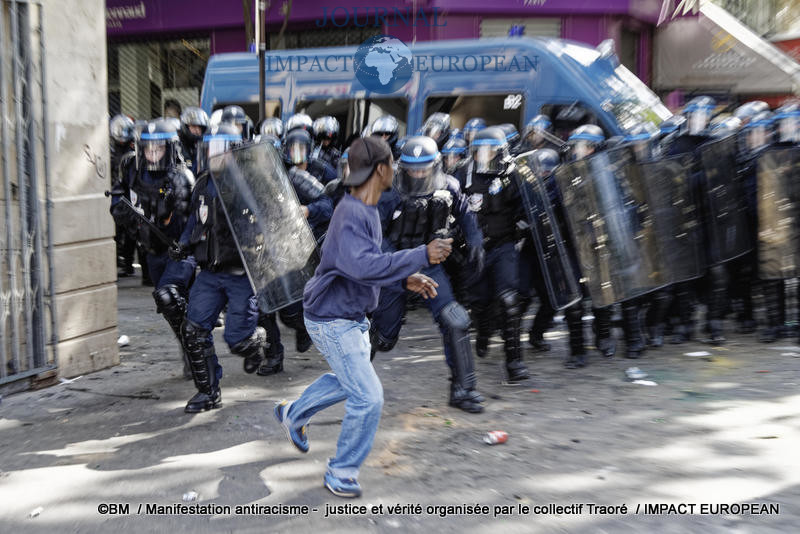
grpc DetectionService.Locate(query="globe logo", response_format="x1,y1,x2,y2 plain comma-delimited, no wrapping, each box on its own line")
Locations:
353,35,413,94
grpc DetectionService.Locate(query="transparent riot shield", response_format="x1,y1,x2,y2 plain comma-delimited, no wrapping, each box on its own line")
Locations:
554,146,666,308
698,135,753,264
210,142,319,313
757,147,800,280
639,154,705,284
514,152,581,310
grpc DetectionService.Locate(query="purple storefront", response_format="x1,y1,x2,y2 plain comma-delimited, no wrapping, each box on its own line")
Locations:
107,0,661,118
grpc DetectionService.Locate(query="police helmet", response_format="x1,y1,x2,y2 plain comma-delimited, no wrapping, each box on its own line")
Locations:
220,105,253,139
624,124,657,161
682,96,716,135
286,113,313,134
396,136,442,197
470,126,511,175
370,115,400,146
742,111,774,152
463,117,487,146
441,137,467,174
179,106,209,144
110,114,135,146
497,123,521,151
528,148,561,180
259,117,284,139
523,115,553,148
312,116,339,144
284,128,312,166
733,101,769,125
774,101,800,143
137,118,180,172
197,123,242,175
566,124,605,161
708,116,742,139
422,112,451,148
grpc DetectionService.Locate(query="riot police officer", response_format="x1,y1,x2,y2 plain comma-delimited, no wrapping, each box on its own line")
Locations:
441,137,468,187
220,105,254,139
521,115,559,152
497,123,523,155
259,117,284,139
369,115,402,158
256,129,334,377
463,127,530,382
422,112,451,150
286,112,313,135
462,117,486,146
109,114,137,278
179,106,209,175
760,102,800,343
563,124,618,358
284,127,337,184
312,116,341,169
172,124,266,412
111,118,196,377
371,136,485,412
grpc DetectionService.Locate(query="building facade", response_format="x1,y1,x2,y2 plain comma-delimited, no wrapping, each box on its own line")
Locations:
106,0,663,120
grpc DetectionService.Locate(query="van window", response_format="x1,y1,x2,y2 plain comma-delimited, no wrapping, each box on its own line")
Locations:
212,101,282,123
539,103,606,141
424,94,526,130
295,97,408,145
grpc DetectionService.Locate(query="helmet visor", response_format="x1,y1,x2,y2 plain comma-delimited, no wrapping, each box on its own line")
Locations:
396,160,438,196
570,140,595,161
778,116,798,143
747,126,769,151
471,144,503,174
142,140,167,170
688,109,711,135
288,142,307,165
445,153,463,171
424,124,443,142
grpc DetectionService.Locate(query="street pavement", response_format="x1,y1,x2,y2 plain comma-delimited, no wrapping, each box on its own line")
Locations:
1,274,799,533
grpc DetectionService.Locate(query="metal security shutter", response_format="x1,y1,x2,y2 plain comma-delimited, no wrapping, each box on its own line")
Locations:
480,18,561,39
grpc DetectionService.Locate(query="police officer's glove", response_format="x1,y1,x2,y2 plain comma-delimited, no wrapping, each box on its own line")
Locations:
168,241,189,262
468,245,485,275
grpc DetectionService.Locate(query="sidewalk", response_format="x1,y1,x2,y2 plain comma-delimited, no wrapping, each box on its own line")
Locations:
1,276,799,533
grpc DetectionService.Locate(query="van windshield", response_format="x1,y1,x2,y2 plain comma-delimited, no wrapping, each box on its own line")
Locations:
599,65,672,134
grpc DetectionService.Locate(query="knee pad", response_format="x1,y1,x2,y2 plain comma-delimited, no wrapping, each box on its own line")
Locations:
231,326,267,356
181,319,211,353
499,290,521,318
439,301,471,334
153,284,185,317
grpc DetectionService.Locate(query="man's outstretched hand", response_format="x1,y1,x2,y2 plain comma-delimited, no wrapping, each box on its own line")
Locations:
406,273,439,299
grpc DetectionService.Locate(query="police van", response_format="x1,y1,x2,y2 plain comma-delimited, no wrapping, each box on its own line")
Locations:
200,37,671,143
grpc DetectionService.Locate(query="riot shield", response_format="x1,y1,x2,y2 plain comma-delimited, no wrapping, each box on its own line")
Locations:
639,154,705,285
554,146,666,308
210,142,319,313
514,152,581,310
698,135,753,264
757,147,800,280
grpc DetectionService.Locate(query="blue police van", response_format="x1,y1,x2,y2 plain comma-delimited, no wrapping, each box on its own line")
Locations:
200,37,671,142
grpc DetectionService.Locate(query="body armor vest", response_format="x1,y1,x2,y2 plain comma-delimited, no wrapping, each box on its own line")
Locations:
387,189,454,250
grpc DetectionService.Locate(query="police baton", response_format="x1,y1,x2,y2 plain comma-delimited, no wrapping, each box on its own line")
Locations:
104,190,178,248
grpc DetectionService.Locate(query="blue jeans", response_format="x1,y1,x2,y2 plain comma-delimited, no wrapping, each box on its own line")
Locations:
287,317,383,480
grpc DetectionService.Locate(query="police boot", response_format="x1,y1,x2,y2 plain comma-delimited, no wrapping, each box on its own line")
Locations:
471,302,492,358
646,290,671,348
500,291,530,382
563,304,586,369
280,308,312,353
153,284,191,379
704,265,728,345
440,302,485,411
181,320,221,413
622,302,646,359
257,341,285,376
368,323,398,362
528,295,554,352
231,327,267,374
257,313,285,375
593,307,616,357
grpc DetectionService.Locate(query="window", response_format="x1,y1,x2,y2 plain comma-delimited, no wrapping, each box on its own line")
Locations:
424,94,526,130
538,103,606,140
295,97,408,145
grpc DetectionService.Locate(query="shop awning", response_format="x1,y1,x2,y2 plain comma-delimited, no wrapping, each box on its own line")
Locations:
653,1,800,95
